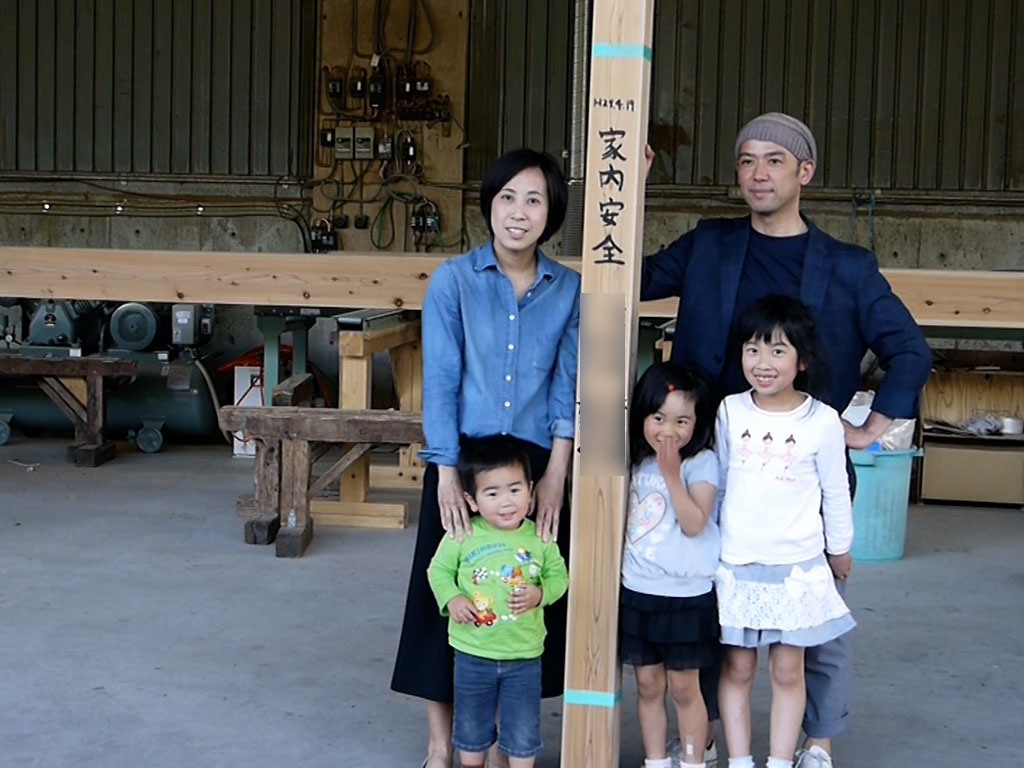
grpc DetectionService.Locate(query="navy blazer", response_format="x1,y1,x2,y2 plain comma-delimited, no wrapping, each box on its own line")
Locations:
641,216,931,418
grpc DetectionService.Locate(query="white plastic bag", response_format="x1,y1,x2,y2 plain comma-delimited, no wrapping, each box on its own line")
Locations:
841,390,915,450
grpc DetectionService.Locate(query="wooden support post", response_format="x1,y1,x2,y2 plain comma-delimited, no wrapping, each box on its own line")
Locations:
339,355,373,502
241,438,283,545
562,3,654,766
39,373,116,467
85,372,104,444
371,339,425,488
315,322,413,527
276,438,314,558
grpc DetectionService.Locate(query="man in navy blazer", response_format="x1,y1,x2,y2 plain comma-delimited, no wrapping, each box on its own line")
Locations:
642,113,931,768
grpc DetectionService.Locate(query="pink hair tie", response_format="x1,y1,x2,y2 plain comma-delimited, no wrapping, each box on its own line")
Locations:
666,384,675,392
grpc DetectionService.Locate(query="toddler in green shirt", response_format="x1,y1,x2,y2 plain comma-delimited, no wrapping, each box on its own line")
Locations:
427,436,568,768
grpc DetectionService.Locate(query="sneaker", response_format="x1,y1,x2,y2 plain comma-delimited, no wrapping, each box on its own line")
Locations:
667,737,716,768
794,745,833,768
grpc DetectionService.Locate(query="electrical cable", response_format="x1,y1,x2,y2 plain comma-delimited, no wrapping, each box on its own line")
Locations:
193,357,233,445
351,0,375,59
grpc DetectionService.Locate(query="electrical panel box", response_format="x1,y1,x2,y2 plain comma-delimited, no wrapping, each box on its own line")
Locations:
368,72,386,109
377,135,393,159
335,127,355,160
327,77,345,100
171,304,198,346
349,70,366,100
354,126,375,159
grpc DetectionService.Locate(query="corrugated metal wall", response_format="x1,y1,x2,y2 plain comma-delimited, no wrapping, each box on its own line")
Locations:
0,0,316,178
468,0,1024,193
465,0,573,179
650,0,1024,191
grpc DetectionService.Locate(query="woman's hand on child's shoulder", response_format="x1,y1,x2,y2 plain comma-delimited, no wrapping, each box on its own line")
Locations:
447,595,478,624
508,584,543,615
438,465,472,541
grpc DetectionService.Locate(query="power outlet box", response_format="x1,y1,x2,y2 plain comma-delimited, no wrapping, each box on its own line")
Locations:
335,127,354,160
354,126,375,159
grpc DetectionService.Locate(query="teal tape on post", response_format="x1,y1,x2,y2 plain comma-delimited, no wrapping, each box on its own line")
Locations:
563,688,622,708
591,43,652,61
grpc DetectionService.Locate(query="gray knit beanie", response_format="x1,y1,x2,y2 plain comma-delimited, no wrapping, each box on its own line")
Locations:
734,112,817,163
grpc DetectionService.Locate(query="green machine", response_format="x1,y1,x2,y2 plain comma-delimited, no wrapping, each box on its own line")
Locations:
0,300,220,451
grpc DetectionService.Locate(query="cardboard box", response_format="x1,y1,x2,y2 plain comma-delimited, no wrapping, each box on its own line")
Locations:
232,366,263,457
921,441,1024,505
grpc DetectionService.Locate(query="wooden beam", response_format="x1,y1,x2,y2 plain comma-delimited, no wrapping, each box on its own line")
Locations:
0,354,136,377
2,246,1021,328
271,372,314,407
337,320,421,357
308,442,372,498
217,406,423,444
308,500,409,529
0,245,438,310
562,4,655,766
38,377,87,433
884,269,1024,331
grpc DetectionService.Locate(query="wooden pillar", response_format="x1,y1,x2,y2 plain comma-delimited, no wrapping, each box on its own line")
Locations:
339,355,373,502
374,339,425,487
562,2,655,766
309,325,413,528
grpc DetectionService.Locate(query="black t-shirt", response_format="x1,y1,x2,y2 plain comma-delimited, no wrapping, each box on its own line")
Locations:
720,225,809,396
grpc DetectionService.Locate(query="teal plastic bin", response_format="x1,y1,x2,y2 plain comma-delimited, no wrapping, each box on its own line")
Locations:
849,447,922,562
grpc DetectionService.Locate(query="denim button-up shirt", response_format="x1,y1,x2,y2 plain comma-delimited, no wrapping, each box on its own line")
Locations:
420,242,581,466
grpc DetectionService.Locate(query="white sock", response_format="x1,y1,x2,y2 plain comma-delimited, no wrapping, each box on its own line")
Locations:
644,759,672,768
728,758,755,768
680,762,706,768
765,758,793,768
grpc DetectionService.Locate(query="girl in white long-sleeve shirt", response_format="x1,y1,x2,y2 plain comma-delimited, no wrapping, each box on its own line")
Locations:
714,296,855,768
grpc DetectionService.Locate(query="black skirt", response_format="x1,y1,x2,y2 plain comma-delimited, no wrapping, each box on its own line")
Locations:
390,439,570,702
618,586,722,719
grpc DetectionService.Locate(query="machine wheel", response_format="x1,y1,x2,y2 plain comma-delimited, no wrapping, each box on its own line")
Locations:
135,424,164,454
0,420,11,446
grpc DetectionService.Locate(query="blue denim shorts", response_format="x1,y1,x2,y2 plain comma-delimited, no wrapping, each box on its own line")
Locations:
453,651,542,758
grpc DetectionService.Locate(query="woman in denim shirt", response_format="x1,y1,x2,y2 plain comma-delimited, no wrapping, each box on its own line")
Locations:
391,148,580,768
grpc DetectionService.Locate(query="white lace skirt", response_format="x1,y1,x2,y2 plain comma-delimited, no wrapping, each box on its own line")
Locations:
715,553,855,648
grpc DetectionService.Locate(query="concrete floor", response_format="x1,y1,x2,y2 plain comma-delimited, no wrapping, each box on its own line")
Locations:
1,438,1022,767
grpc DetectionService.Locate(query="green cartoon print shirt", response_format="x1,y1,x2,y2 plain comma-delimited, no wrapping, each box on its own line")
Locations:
427,516,568,661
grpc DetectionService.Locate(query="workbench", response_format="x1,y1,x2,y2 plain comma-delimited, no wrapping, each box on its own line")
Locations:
0,353,137,466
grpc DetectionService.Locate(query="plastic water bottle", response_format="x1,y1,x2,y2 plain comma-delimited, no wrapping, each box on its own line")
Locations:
287,508,297,528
